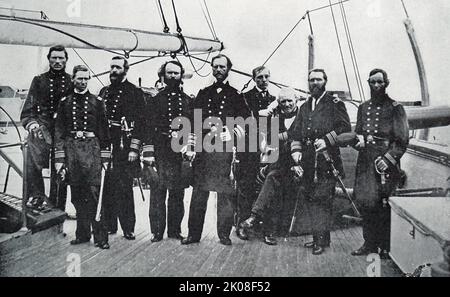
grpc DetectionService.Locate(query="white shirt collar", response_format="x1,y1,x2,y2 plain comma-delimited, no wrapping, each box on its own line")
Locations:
74,88,89,94
311,91,326,111
255,86,267,93
214,77,229,85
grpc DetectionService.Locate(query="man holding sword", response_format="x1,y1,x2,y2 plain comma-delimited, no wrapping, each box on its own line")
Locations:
54,65,111,249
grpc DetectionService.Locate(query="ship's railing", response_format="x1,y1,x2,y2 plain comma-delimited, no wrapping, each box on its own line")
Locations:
0,140,28,229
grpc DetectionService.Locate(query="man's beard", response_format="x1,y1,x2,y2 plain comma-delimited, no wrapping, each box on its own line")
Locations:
110,72,126,85
310,85,325,97
166,78,181,89
370,87,386,98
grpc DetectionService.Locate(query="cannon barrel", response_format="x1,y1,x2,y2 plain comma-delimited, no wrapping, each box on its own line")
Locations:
405,105,450,130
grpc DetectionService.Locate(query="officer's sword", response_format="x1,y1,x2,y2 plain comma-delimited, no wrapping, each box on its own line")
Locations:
137,178,146,202
287,183,304,240
321,150,362,221
95,166,106,222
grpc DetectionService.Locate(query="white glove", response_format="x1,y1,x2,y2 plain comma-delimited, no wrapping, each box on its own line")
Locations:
375,157,389,172
28,123,43,139
291,152,302,165
220,127,232,142
128,151,139,162
355,134,365,149
291,165,304,179
143,156,156,167
314,138,327,152
55,163,66,181
185,151,196,162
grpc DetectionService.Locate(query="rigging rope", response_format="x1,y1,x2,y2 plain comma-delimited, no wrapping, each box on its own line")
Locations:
400,0,410,18
157,0,170,33
199,0,217,40
203,0,218,40
171,0,182,33
240,12,308,92
155,0,166,32
328,0,353,100
338,0,364,101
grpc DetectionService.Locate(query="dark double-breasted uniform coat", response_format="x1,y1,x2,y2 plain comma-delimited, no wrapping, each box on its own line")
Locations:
186,81,250,241
236,87,276,226
353,94,409,250
20,70,72,207
290,92,351,246
98,80,146,234
143,85,192,237
54,90,111,243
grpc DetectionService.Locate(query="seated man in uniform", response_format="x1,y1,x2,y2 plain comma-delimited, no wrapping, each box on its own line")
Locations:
240,88,301,245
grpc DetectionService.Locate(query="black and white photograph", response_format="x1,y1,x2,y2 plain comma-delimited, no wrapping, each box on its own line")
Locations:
0,0,449,281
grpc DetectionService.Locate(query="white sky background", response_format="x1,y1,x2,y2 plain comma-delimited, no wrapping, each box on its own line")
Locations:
0,0,449,106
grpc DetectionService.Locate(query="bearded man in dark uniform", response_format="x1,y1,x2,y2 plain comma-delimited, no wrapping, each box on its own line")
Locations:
20,45,72,210
350,69,409,259
99,56,146,240
142,60,192,242
54,65,111,249
181,54,250,246
290,68,351,255
235,65,276,241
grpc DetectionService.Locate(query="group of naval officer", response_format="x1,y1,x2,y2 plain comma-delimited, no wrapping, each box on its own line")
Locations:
21,45,408,256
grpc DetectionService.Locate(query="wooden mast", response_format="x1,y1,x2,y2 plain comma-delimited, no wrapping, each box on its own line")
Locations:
401,1,430,140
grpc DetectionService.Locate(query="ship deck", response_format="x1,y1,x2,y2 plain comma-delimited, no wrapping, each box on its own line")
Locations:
0,189,403,277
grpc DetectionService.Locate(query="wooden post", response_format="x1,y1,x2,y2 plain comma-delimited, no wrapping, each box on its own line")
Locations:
21,141,28,230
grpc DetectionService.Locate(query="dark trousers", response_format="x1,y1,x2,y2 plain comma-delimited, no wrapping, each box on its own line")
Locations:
304,178,335,247
187,187,234,240
103,162,136,233
236,153,259,225
252,170,297,236
362,202,391,251
71,185,108,243
149,185,184,236
25,137,67,209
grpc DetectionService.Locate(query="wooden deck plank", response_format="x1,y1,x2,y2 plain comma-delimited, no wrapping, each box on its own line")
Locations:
1,188,404,277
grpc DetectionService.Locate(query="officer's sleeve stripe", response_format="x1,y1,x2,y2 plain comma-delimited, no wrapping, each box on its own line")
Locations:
143,144,154,152
279,132,288,141
142,144,155,158
55,150,65,159
233,125,245,140
25,121,39,131
101,151,111,159
130,138,141,150
325,131,337,146
291,140,302,153
385,152,397,166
